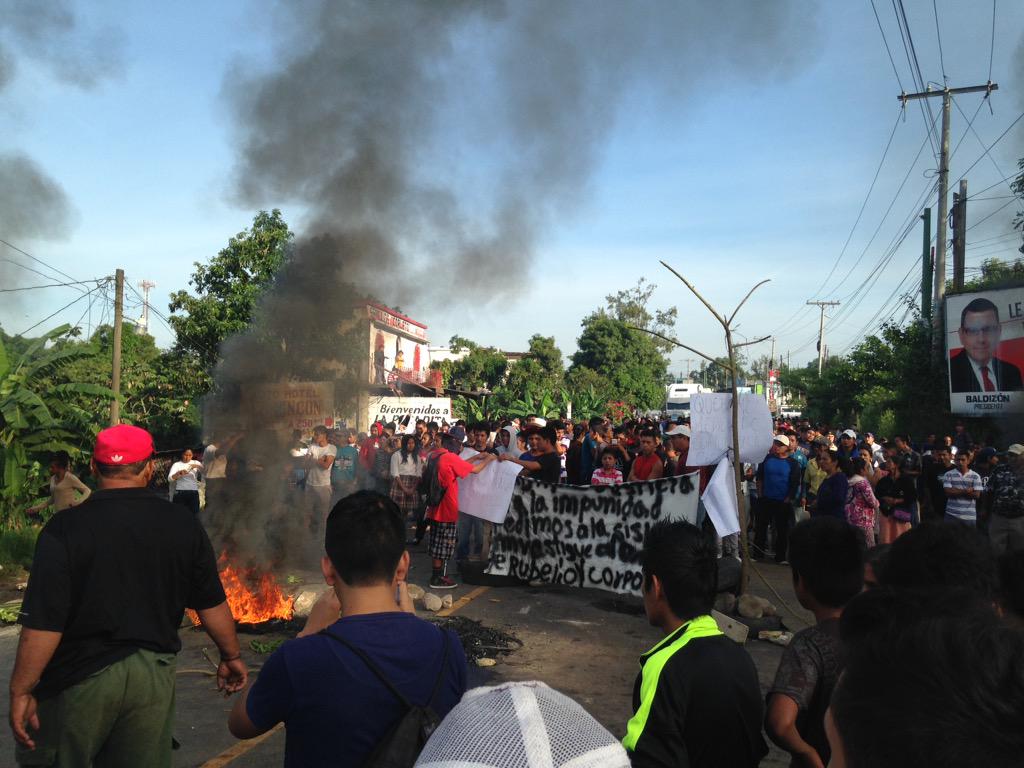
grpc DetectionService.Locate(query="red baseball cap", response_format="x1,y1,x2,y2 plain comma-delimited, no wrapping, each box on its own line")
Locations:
94,424,154,464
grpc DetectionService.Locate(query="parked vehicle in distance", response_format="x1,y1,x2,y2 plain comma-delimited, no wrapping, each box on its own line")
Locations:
664,382,704,417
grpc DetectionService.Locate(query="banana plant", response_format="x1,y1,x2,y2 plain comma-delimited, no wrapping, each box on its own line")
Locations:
562,385,609,421
0,325,114,527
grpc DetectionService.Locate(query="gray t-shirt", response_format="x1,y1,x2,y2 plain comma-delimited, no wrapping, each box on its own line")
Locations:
768,619,844,767
307,443,337,487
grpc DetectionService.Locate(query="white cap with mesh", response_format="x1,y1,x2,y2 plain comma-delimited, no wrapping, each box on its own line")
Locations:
415,681,630,768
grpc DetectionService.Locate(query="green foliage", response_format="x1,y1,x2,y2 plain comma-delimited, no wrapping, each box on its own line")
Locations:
0,526,38,570
0,325,114,526
947,257,1024,295
432,345,508,392
794,310,948,437
249,638,285,654
452,394,492,421
55,326,201,448
604,279,678,355
700,355,749,391
168,210,293,378
569,313,668,411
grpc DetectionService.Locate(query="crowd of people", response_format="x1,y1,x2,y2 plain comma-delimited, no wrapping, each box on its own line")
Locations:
751,420,1024,564
9,415,1024,768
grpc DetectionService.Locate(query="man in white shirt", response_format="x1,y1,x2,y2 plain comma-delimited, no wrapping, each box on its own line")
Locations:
943,451,984,526
306,425,337,533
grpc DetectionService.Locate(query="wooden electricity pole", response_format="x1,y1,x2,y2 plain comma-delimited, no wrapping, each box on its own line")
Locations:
635,262,771,594
898,82,997,359
807,300,840,376
952,179,967,290
109,268,124,426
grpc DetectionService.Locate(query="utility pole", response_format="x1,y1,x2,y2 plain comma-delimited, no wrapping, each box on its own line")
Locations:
920,208,932,320
807,300,840,376
952,179,967,290
110,269,124,426
138,279,156,334
898,82,997,359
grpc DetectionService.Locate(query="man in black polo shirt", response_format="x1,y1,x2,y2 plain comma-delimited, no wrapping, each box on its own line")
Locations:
9,424,246,766
624,520,766,768
498,425,562,483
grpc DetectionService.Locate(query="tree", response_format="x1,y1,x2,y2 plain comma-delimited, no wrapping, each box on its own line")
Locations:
0,325,113,526
569,313,668,411
947,257,1024,294
504,335,565,396
1010,156,1024,249
55,326,201,448
604,278,679,355
524,334,564,379
168,210,293,377
431,342,508,392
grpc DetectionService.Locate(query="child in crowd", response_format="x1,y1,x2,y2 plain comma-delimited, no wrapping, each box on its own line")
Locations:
766,517,865,768
591,448,624,486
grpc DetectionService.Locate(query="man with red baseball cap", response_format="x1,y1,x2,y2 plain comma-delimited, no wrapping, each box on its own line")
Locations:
9,424,247,766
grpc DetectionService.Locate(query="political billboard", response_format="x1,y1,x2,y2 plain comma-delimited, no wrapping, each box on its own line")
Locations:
946,287,1024,415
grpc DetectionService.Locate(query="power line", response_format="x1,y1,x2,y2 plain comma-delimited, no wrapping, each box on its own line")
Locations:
0,237,85,292
988,0,997,83
126,281,222,361
0,279,100,293
1,257,82,288
953,109,1024,186
894,0,940,159
870,0,905,92
827,113,938,297
952,95,1013,194
932,0,947,83
18,283,106,337
811,110,904,298
69,285,107,339
770,109,913,340
965,196,1017,233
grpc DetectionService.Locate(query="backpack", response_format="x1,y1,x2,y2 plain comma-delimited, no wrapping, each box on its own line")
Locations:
423,452,448,508
320,628,450,768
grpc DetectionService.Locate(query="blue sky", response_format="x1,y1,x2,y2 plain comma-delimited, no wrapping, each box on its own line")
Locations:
2,1,1023,377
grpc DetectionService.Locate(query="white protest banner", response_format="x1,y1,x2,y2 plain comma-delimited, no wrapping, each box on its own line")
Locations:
457,449,523,524
487,473,700,596
366,397,452,432
701,457,740,537
688,392,774,466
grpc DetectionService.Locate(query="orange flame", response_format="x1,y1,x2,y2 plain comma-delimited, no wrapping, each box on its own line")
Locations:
185,552,295,626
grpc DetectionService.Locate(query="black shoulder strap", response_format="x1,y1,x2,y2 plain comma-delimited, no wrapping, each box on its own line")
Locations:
319,625,449,709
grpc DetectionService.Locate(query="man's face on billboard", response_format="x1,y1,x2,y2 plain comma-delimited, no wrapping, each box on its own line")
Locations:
958,309,1001,366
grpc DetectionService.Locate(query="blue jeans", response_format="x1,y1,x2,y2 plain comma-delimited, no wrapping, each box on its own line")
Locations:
456,512,483,561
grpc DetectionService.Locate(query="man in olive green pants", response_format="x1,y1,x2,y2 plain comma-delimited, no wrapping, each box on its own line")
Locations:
9,425,247,767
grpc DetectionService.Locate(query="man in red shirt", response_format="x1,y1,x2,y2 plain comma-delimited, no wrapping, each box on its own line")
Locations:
427,434,495,589
628,429,665,482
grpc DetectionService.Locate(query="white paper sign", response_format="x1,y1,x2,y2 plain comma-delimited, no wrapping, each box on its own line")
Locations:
456,449,523,524
688,393,774,465
701,457,740,537
487,473,701,596
365,397,452,432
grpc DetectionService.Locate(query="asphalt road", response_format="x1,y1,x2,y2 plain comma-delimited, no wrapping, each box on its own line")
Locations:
0,549,810,767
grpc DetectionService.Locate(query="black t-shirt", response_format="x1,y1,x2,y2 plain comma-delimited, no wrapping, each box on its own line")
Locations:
768,619,845,766
20,487,225,699
630,633,767,768
531,451,562,484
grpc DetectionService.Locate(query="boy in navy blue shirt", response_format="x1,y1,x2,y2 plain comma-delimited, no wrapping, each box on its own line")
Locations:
228,491,467,767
